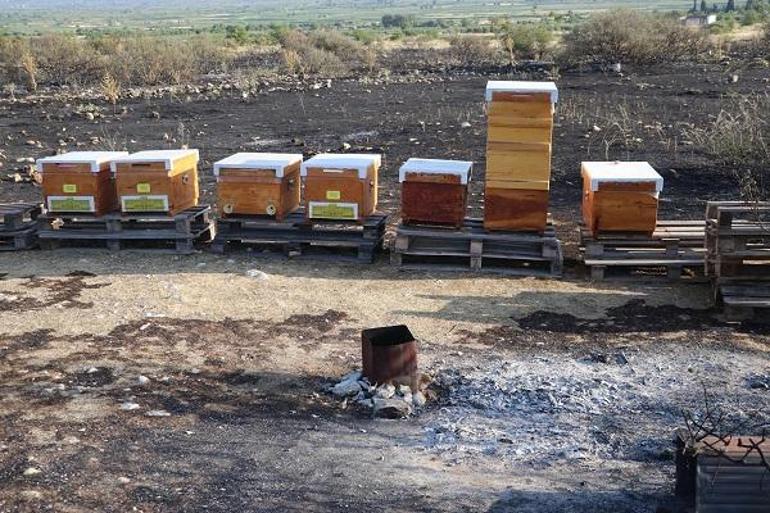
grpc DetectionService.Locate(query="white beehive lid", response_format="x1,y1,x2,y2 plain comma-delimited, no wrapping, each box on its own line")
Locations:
485,81,559,104
36,151,129,173
110,149,199,173
398,158,473,184
582,161,664,192
301,153,381,180
213,153,303,178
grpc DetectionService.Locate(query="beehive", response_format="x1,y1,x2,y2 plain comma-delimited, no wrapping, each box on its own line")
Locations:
111,150,200,215
581,161,663,236
37,151,128,216
483,81,558,232
399,158,473,228
213,153,302,219
301,154,381,221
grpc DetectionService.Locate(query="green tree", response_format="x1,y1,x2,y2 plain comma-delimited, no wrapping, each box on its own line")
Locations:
496,20,553,66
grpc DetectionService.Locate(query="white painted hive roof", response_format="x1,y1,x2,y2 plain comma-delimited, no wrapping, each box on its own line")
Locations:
301,153,381,179
110,149,199,172
213,153,303,178
399,158,473,184
582,161,663,192
485,81,559,104
36,151,129,173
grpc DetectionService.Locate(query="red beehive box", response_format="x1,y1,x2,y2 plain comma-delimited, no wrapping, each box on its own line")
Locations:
399,158,473,228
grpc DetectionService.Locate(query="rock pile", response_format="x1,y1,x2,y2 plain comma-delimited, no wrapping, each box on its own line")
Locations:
329,370,427,419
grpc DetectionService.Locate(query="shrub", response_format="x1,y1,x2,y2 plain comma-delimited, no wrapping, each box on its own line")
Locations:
276,28,373,76
448,35,499,66
561,9,710,65
684,94,770,167
381,14,415,29
496,21,553,65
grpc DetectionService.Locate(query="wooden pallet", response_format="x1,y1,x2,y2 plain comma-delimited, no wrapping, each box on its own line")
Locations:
37,206,214,254
0,203,41,251
579,220,706,281
391,218,563,277
705,201,770,279
211,210,388,263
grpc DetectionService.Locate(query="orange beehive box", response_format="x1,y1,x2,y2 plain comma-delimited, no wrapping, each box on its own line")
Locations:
399,158,473,228
36,151,128,216
111,150,200,216
301,154,381,221
581,161,663,236
214,153,302,219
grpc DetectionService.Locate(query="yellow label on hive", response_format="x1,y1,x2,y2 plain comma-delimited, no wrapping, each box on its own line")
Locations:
326,190,341,200
122,195,169,212
137,183,152,194
48,197,93,212
62,184,77,193
308,202,357,220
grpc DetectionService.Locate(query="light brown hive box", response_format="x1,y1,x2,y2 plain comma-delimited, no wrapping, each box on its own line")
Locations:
301,154,381,221
581,161,663,236
213,153,303,220
111,149,200,215
483,81,558,232
36,151,129,216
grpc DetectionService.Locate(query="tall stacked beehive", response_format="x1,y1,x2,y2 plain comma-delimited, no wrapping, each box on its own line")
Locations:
483,81,558,232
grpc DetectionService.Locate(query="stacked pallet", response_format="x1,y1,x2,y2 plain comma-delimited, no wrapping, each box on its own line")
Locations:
706,201,770,316
484,81,557,232
0,203,40,251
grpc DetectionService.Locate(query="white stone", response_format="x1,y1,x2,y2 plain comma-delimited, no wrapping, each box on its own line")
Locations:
332,379,362,398
245,269,269,280
145,410,171,417
22,467,42,477
117,476,131,484
397,384,412,396
412,391,427,408
137,375,150,385
373,398,412,418
375,384,396,399
120,402,140,411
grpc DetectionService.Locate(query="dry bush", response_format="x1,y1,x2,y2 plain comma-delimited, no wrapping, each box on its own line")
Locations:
684,94,770,167
277,28,363,76
561,9,710,66
0,33,231,89
101,73,120,109
448,35,499,66
34,34,104,86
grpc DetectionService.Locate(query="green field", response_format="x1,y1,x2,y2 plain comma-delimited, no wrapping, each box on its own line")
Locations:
0,0,693,34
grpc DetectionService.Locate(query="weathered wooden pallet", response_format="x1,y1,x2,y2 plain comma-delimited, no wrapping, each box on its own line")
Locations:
705,201,770,284
391,218,562,277
579,220,706,281
0,203,41,232
211,210,387,263
0,203,41,251
37,206,214,254
0,228,37,251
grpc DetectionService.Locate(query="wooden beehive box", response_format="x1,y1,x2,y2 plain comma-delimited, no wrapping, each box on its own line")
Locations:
37,151,128,216
581,161,663,236
111,150,200,216
214,153,303,219
301,154,381,221
399,158,473,228
483,81,558,233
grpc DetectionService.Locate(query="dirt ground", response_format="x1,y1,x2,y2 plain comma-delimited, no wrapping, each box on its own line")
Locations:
1,60,770,512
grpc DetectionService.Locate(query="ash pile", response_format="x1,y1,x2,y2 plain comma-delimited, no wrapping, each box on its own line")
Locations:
330,370,428,418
